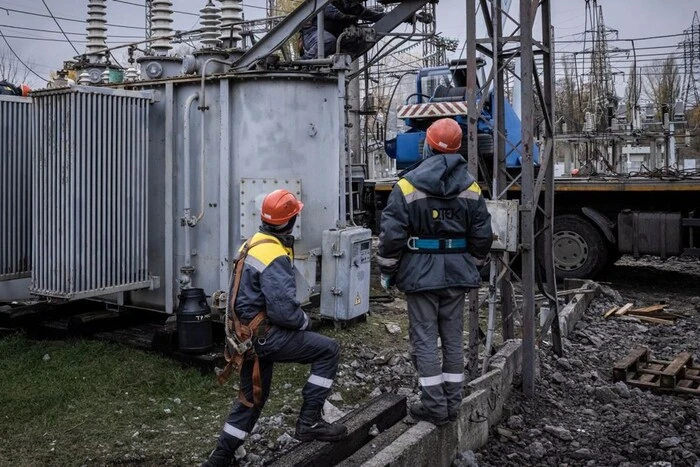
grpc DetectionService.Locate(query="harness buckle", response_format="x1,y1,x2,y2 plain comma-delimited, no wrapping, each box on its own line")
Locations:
227,335,253,355
406,236,419,251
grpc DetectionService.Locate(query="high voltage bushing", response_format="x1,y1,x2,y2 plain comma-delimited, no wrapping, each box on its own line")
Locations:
199,1,222,49
151,0,174,56
85,0,107,63
219,0,243,47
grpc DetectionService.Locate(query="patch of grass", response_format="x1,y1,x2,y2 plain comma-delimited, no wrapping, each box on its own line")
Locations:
0,333,235,466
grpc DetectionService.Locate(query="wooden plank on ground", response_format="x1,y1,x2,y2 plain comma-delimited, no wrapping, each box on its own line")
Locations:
614,303,634,316
629,304,667,313
635,316,674,325
267,393,407,467
629,312,681,320
603,307,618,319
660,352,692,388
613,347,649,382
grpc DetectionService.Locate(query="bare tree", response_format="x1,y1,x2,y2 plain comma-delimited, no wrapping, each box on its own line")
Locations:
644,55,681,119
0,45,32,85
555,55,585,132
624,64,641,120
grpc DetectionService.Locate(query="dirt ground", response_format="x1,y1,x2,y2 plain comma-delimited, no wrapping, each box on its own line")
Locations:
477,257,700,467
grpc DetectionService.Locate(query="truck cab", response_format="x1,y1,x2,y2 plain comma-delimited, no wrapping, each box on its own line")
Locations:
385,58,538,170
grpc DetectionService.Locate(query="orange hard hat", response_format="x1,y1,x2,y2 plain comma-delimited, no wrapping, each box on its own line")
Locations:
426,118,462,153
260,189,304,225
20,84,31,97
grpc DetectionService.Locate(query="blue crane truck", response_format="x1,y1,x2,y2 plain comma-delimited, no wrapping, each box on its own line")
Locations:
359,59,700,279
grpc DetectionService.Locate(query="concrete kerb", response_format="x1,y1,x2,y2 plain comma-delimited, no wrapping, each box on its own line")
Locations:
558,280,601,337
360,282,597,467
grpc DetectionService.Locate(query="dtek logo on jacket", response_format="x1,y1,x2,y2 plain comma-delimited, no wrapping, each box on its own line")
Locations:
431,208,462,221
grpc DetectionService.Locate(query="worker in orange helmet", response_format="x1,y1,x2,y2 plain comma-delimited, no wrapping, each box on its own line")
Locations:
203,189,347,467
377,118,493,426
0,81,30,97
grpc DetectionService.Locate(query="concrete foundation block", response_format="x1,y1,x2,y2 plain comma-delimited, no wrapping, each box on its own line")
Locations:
466,369,504,426
559,282,600,337
454,388,490,452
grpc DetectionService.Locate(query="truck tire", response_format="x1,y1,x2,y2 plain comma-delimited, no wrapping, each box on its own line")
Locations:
553,214,608,279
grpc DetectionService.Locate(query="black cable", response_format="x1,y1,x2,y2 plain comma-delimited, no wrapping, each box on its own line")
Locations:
556,32,689,44
0,23,141,39
41,0,79,55
0,6,145,30
0,28,49,82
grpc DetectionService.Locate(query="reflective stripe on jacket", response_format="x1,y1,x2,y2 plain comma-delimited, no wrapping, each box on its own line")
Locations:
234,232,309,331
377,153,493,293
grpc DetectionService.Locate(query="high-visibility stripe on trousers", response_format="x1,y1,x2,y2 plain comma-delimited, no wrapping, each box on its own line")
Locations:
213,327,340,457
407,288,467,420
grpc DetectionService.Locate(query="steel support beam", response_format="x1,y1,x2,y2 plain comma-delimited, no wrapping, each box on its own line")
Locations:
466,0,480,381
491,0,514,340
519,0,536,397
540,0,562,357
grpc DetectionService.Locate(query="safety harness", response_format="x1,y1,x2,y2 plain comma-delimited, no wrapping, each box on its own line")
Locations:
217,238,278,408
406,236,468,253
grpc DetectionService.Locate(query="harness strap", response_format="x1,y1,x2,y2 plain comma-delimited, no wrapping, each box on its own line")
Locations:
218,237,281,408
406,236,468,253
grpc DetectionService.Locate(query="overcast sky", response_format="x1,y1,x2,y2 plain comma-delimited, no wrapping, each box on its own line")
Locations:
1,0,698,91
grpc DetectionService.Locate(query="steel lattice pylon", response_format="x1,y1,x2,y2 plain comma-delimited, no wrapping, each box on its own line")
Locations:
464,0,559,397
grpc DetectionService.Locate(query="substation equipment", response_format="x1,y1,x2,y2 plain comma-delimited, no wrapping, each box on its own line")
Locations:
0,0,436,324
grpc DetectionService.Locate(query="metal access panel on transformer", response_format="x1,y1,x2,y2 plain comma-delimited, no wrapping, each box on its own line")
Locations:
321,228,372,321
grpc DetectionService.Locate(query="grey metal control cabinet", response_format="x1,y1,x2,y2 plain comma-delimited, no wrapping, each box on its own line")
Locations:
320,227,372,321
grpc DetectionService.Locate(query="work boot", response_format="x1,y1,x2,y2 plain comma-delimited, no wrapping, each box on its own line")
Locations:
294,407,348,442
409,402,448,426
200,447,235,467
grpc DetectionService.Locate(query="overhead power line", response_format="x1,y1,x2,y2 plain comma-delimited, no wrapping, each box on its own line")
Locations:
0,6,145,30
41,0,79,55
111,0,284,15
0,23,141,39
555,32,688,44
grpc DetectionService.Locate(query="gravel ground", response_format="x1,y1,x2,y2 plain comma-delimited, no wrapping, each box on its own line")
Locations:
477,257,700,467
227,256,700,467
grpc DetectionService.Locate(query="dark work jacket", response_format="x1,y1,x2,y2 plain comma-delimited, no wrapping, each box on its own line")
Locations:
0,81,21,96
233,232,309,341
305,1,384,37
377,153,493,292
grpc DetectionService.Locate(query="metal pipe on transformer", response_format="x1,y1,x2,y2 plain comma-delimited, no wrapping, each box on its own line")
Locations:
317,11,325,58
181,92,200,289
338,67,348,228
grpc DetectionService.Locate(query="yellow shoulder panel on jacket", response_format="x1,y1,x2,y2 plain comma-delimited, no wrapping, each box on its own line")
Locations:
397,178,415,196
247,232,291,266
468,182,482,195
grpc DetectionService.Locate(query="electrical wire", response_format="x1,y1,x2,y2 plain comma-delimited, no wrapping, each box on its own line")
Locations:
0,27,49,82
555,32,689,44
0,5,145,29
41,0,79,55
0,23,142,39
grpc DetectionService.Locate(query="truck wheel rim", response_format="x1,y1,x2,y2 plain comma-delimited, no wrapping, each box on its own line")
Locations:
553,230,588,271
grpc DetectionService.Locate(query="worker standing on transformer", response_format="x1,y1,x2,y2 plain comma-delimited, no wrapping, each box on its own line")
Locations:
0,81,31,96
203,189,347,467
301,0,385,59
377,118,493,425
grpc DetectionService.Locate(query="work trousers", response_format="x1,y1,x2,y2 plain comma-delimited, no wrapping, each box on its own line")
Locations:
300,27,366,59
407,288,467,420
301,27,337,59
214,328,340,456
